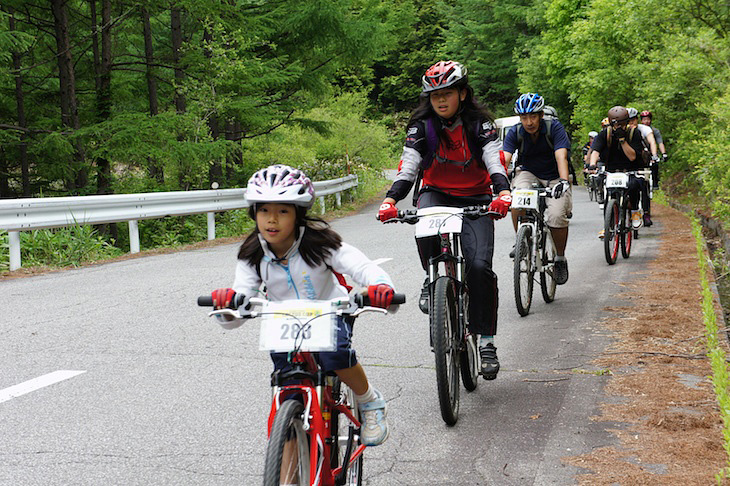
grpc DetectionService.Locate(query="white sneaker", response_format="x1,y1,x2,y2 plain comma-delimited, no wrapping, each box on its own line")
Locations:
358,389,389,446
631,210,643,229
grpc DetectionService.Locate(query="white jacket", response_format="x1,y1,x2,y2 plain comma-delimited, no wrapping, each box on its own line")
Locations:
232,230,395,302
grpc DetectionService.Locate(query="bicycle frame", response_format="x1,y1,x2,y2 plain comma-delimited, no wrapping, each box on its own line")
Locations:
514,187,551,276
268,352,364,485
201,295,399,486
427,229,468,348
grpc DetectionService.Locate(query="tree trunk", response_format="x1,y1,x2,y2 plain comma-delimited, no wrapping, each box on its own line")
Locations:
96,0,112,196
142,8,158,116
203,27,222,185
10,10,30,197
142,7,163,184
90,0,102,95
170,7,186,114
51,0,86,191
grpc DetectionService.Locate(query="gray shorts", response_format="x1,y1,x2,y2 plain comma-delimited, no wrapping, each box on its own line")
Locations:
511,169,573,228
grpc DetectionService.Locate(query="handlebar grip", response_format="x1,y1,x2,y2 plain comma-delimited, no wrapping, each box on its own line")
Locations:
355,292,406,307
197,293,247,309
198,296,214,307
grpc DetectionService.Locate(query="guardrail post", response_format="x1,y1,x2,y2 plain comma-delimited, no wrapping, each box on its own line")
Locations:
319,196,326,215
335,192,341,207
207,212,215,240
129,220,140,253
9,231,21,271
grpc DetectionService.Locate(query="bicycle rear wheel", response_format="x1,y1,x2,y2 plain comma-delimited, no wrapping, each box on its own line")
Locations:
540,230,557,303
603,199,619,265
263,400,310,486
620,199,633,259
431,276,460,426
331,380,363,486
514,224,534,316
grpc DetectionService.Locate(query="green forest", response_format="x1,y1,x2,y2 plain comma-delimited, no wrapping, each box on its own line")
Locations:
1,0,729,263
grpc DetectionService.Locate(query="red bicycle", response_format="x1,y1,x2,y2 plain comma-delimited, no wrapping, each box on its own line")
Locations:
198,292,404,486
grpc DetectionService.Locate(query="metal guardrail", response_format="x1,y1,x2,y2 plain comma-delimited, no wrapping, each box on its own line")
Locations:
0,174,358,271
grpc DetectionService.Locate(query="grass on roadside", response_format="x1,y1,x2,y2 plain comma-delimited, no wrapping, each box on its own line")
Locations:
691,215,730,484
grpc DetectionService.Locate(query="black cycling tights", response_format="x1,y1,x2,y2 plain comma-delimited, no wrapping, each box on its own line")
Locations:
415,190,499,336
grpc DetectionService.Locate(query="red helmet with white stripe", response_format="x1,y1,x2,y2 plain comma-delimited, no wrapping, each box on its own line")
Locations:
421,61,467,93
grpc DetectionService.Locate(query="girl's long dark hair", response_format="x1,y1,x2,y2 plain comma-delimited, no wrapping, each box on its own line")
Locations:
409,83,496,151
238,205,342,268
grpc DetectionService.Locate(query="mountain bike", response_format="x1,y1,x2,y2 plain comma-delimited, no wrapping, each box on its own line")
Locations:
198,292,404,486
511,185,557,317
386,205,496,425
603,171,647,265
586,167,600,202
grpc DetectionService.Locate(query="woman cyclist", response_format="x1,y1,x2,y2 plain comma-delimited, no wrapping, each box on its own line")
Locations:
211,164,396,446
377,60,511,380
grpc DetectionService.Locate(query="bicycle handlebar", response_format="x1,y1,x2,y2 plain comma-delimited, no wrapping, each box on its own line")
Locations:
197,292,406,310
384,205,501,224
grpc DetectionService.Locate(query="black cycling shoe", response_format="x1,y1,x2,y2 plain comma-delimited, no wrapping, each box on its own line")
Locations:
643,214,653,227
418,278,429,314
554,259,568,285
509,245,515,259
480,344,500,380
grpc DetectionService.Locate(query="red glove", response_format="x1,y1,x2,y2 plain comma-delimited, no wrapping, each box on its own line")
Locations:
487,194,512,219
212,288,236,309
377,202,398,222
368,284,394,309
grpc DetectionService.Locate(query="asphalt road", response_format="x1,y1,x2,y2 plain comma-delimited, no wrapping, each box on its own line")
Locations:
0,185,661,485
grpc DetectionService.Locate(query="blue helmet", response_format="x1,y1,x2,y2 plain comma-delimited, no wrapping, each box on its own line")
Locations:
514,93,545,114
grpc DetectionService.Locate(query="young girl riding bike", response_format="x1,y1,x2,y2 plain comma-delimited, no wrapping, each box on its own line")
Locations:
377,60,512,380
211,164,396,446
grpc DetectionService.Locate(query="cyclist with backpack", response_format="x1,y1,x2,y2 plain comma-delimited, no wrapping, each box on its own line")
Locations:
589,106,647,236
377,60,511,380
211,164,396,446
640,110,667,189
627,107,655,226
503,93,572,285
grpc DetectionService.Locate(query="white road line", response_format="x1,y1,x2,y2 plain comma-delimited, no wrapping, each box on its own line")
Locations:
0,370,86,404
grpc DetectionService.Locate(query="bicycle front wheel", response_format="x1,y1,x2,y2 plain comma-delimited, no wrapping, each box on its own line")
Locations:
540,230,557,303
263,400,310,486
331,380,363,486
620,199,633,259
514,224,534,316
603,199,619,265
431,276,460,426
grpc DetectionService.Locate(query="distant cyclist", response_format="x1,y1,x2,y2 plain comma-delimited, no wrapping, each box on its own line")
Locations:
583,131,598,168
377,60,511,380
627,107,654,226
640,110,667,188
589,106,647,236
503,93,572,285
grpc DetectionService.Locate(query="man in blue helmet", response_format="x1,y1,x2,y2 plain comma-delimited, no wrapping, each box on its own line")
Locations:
502,93,572,285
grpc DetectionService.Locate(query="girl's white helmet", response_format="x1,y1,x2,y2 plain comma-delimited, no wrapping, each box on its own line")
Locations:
245,164,315,208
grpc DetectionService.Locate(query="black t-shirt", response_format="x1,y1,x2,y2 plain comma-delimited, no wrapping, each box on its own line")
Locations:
590,127,645,171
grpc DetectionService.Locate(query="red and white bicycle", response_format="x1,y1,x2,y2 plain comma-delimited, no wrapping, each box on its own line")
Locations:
198,292,404,486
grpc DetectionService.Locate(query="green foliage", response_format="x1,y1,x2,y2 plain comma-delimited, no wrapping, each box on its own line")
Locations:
239,92,397,184
17,225,123,268
446,0,541,109
0,231,8,272
691,217,730,480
